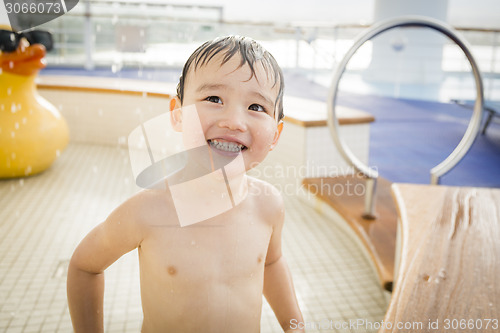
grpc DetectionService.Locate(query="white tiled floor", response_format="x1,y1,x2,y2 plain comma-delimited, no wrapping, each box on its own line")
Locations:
0,143,388,332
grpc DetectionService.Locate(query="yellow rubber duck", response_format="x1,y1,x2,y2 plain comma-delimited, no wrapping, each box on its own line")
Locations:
0,25,69,178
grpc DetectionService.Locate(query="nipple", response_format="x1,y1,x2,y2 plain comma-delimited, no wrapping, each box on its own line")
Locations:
167,265,177,276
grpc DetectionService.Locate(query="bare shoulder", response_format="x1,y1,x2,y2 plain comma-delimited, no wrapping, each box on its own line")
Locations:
116,187,177,228
247,177,284,226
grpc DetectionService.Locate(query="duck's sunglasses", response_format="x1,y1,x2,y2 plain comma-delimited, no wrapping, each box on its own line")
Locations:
0,29,53,52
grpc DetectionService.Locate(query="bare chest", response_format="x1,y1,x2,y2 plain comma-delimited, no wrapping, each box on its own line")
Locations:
138,208,272,286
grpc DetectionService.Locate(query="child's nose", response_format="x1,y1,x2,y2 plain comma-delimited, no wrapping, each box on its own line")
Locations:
217,107,248,132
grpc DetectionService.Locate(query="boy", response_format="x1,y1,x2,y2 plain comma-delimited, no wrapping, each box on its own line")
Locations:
67,35,304,332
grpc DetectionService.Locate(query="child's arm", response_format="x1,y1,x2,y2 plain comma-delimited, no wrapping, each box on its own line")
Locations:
67,195,144,333
262,191,305,333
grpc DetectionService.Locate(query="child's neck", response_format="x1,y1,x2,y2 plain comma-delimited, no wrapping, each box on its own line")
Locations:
167,165,248,226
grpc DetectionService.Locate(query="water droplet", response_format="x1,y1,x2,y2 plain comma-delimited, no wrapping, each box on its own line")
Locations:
7,87,12,95
11,103,16,113
11,152,16,160
11,131,15,138
9,61,14,69
14,122,19,130
22,117,27,124
24,165,32,175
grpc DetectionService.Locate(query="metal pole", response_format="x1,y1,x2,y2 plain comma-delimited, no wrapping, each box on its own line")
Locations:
327,16,484,217
84,0,94,70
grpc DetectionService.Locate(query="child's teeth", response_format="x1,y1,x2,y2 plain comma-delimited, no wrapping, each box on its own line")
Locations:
210,139,244,152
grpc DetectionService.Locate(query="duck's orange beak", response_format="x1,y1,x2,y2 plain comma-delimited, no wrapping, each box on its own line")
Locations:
1,41,47,76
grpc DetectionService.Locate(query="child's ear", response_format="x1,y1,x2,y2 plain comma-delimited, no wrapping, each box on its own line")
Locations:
270,121,283,151
170,97,183,132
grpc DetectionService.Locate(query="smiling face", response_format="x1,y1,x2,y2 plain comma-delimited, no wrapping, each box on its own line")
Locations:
171,53,283,172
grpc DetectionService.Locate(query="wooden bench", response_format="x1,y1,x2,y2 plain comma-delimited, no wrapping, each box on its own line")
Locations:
37,74,176,98
381,184,500,332
303,175,397,291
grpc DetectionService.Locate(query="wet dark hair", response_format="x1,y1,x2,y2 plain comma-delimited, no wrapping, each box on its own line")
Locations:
176,35,285,121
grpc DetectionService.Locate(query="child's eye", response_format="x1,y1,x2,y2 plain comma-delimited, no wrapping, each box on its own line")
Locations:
249,104,266,113
205,96,222,104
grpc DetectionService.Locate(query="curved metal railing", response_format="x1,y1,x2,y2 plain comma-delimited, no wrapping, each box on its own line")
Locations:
327,15,484,218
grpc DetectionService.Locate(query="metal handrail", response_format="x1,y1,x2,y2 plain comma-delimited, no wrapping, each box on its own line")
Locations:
327,15,484,218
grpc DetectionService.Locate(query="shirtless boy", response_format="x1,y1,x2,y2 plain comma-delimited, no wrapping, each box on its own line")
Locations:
67,35,304,332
